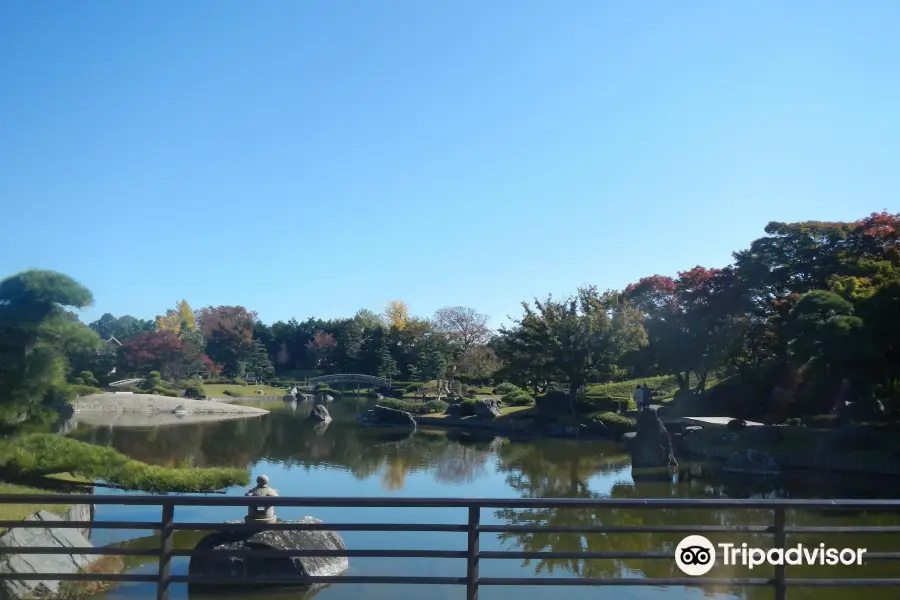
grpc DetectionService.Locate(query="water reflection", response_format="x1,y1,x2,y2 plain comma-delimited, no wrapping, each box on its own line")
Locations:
72,404,900,600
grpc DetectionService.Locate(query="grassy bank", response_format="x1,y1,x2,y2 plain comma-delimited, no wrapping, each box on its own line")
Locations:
205,383,288,398
0,434,249,493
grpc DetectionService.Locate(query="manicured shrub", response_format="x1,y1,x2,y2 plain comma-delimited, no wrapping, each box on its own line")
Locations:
784,418,805,427
71,377,85,385
726,418,747,431
592,411,637,439
493,382,519,395
153,386,180,398
141,371,162,391
465,389,477,398
223,389,238,397
68,384,103,397
0,434,249,493
406,383,420,393
502,390,535,406
79,371,99,387
377,398,448,414
390,388,406,399
183,384,206,399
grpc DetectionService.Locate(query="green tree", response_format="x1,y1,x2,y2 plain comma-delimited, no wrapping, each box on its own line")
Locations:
246,341,275,380
0,270,98,420
497,287,646,415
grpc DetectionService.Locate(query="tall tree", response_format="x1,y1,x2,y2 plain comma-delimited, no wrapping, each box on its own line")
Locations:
156,300,196,333
89,313,155,341
432,306,492,352
196,306,257,377
497,287,646,415
383,300,410,330
0,270,98,419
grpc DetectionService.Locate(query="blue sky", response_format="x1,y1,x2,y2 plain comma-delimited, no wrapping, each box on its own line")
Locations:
1,1,897,329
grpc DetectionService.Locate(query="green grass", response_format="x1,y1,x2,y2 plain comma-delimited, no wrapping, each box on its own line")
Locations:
0,434,249,493
204,383,288,398
0,480,75,523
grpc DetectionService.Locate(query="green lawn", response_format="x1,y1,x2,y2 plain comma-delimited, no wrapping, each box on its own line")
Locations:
204,383,288,398
0,474,92,525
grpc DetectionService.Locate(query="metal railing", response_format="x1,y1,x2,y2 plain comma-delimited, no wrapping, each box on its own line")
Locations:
0,495,898,600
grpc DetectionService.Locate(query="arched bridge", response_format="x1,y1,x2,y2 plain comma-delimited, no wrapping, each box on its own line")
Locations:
306,373,392,388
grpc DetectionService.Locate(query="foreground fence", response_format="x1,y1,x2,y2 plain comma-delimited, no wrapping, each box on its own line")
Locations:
0,495,898,600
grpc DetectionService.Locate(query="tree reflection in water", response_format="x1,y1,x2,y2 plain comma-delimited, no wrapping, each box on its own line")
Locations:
71,406,900,600
492,441,900,600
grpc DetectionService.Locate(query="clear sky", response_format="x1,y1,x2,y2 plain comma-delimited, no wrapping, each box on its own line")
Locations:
1,1,897,329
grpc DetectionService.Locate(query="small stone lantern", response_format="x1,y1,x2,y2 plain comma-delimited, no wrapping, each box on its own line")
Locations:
245,475,279,524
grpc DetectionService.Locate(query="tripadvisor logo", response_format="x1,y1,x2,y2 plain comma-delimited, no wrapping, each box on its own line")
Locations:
675,535,867,576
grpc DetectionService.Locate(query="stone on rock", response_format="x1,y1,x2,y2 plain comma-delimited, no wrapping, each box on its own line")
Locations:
629,409,677,468
309,404,332,423
0,510,94,600
188,517,348,589
474,398,502,419
359,405,416,428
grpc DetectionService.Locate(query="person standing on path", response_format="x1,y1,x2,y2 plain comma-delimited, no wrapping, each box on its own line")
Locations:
642,383,652,409
634,385,644,411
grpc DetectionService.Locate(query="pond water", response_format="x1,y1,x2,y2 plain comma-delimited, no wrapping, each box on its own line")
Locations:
69,399,900,600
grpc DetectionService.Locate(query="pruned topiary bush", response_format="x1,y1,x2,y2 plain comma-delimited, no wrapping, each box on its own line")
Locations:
502,390,535,406
0,434,249,493
492,382,519,395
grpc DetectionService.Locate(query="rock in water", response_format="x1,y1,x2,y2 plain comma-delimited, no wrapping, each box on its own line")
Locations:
188,517,348,588
629,409,677,468
0,511,94,600
474,398,502,418
359,405,416,428
308,404,332,423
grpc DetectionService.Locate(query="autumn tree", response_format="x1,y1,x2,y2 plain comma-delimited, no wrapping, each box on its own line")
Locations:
432,306,492,352
119,330,210,381
383,300,410,330
156,300,196,333
306,331,337,371
196,306,257,377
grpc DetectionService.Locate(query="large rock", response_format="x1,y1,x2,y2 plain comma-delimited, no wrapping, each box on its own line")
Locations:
308,404,332,423
629,409,677,468
474,398,502,419
188,517,348,589
0,510,94,600
722,448,779,476
359,405,416,428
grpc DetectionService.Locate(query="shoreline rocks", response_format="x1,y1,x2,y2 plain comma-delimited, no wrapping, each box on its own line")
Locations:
359,405,416,428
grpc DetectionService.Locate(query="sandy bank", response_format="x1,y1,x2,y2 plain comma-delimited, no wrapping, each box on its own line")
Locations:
73,411,266,428
73,393,270,416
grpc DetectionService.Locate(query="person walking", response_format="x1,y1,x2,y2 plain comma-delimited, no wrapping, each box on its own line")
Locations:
633,384,644,411
642,383,652,410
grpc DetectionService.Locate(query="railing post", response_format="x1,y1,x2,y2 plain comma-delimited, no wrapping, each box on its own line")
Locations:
774,506,786,600
466,505,480,600
157,502,175,600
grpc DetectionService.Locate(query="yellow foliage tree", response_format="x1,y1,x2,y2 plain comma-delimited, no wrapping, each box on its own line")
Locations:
383,300,410,330
156,300,196,333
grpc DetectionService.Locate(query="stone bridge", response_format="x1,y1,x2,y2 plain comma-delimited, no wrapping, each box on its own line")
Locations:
306,373,391,389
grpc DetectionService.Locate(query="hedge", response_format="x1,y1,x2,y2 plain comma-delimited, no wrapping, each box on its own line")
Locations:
377,399,448,414
0,434,249,493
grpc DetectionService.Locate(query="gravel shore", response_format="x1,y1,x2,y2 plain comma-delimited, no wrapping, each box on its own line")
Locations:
73,393,270,415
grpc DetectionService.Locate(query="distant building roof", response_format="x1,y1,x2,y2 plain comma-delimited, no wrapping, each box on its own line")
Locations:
105,336,123,347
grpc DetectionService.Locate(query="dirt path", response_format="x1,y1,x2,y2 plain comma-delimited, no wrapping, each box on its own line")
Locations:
73,393,270,415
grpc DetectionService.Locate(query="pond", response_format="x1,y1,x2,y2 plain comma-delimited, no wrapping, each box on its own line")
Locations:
68,399,900,600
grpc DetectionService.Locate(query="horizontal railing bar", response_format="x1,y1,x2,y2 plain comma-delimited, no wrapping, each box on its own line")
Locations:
784,579,900,587
0,547,160,557
0,494,898,509
173,522,469,532
787,526,900,534
477,577,775,586
480,551,671,559
0,520,160,530
0,573,159,583
174,548,467,559
171,575,467,585
479,525,774,534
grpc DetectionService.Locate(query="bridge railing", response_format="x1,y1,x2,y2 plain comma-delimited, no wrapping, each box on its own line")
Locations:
0,495,898,600
306,373,391,388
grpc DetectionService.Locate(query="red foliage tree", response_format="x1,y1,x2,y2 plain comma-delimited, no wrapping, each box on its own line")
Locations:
195,306,257,376
306,330,337,370
119,330,211,380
